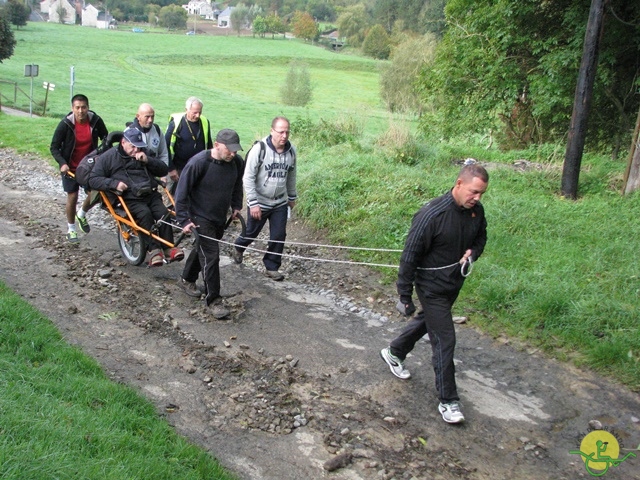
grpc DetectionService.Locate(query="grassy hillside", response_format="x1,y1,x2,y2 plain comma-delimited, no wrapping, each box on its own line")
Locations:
1,22,388,152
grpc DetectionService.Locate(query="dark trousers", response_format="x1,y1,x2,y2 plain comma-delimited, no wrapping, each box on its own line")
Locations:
182,221,224,306
234,204,288,272
390,289,460,403
125,193,172,252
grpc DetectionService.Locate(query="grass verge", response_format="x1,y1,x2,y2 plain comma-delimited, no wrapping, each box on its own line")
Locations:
0,281,236,479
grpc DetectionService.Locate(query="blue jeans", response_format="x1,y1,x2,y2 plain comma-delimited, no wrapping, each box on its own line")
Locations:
234,204,288,272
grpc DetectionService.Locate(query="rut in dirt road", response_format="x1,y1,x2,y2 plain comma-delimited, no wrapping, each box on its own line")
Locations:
0,149,639,480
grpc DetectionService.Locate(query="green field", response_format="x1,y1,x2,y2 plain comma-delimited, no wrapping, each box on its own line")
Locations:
1,21,390,153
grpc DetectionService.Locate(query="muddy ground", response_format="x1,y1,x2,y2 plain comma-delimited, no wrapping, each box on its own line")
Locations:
0,149,638,480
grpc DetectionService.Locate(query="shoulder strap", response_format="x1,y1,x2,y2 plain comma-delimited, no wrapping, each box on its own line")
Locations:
255,140,266,168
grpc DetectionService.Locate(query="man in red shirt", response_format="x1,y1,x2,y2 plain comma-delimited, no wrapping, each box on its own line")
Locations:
50,94,108,243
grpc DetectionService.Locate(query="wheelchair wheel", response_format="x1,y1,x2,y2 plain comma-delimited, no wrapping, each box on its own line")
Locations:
117,221,147,266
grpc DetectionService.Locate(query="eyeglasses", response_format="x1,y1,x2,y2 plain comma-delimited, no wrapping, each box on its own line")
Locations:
273,129,290,136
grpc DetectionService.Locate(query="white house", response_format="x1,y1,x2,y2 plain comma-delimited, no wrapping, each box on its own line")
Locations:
81,3,99,27
184,0,215,20
96,11,115,29
40,0,51,14
217,6,234,28
48,0,77,24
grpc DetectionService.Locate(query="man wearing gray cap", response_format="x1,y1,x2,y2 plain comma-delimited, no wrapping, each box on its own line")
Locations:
175,129,244,319
88,126,183,267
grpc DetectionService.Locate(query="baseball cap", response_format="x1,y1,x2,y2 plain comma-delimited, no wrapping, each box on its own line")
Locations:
123,126,147,148
216,129,243,151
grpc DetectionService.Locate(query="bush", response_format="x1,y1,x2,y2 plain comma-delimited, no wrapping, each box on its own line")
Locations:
362,24,391,60
291,115,361,148
280,61,313,107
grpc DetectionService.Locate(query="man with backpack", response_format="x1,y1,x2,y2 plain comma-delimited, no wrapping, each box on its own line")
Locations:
50,94,108,243
232,117,297,281
174,129,244,319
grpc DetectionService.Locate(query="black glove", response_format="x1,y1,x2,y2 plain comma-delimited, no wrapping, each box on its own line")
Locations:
396,296,416,316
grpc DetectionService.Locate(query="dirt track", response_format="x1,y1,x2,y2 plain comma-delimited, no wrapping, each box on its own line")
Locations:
0,148,639,479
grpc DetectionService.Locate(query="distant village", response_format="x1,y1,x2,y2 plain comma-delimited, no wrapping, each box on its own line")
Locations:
39,0,232,28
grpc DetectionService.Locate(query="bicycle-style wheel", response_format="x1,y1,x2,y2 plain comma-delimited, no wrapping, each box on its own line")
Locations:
117,221,147,265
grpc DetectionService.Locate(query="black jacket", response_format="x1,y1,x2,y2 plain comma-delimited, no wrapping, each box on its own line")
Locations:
50,111,108,169
397,190,487,298
88,145,168,201
174,150,244,228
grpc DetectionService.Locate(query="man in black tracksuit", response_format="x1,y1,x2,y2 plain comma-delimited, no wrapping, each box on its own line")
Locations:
380,163,489,424
175,129,244,319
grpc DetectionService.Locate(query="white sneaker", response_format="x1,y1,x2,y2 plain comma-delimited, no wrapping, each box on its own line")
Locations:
380,347,411,379
438,402,465,424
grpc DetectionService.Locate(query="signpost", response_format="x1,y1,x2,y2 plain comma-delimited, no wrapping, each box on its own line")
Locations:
70,65,75,101
42,81,55,116
24,64,39,118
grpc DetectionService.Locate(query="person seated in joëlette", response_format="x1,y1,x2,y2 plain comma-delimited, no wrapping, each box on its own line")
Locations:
88,126,184,266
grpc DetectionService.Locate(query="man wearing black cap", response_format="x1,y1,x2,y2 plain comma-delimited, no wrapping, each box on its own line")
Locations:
174,129,244,319
88,126,184,267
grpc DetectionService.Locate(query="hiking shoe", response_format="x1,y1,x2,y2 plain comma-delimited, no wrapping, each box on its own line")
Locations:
209,300,230,319
438,402,465,424
66,231,79,243
179,278,202,298
380,347,411,380
231,247,243,264
148,249,164,267
164,247,184,263
75,214,90,233
265,270,284,281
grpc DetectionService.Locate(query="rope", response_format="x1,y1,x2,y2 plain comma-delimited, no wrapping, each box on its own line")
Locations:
191,229,475,275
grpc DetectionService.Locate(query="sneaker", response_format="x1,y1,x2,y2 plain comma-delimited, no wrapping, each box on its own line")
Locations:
164,247,184,263
380,347,411,379
265,270,284,281
66,231,79,243
179,278,202,298
438,402,465,424
231,248,243,264
148,249,165,267
209,300,230,319
75,214,90,233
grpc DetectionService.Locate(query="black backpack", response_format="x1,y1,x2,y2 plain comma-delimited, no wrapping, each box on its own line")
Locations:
75,131,123,187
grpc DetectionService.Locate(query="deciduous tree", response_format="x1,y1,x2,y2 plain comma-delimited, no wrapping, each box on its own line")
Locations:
0,15,16,63
158,4,187,30
337,4,370,48
381,34,437,114
292,11,318,42
231,4,250,36
362,24,391,59
418,0,640,154
4,0,30,29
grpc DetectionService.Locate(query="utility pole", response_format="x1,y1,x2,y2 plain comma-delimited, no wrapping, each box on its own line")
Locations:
561,0,606,199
